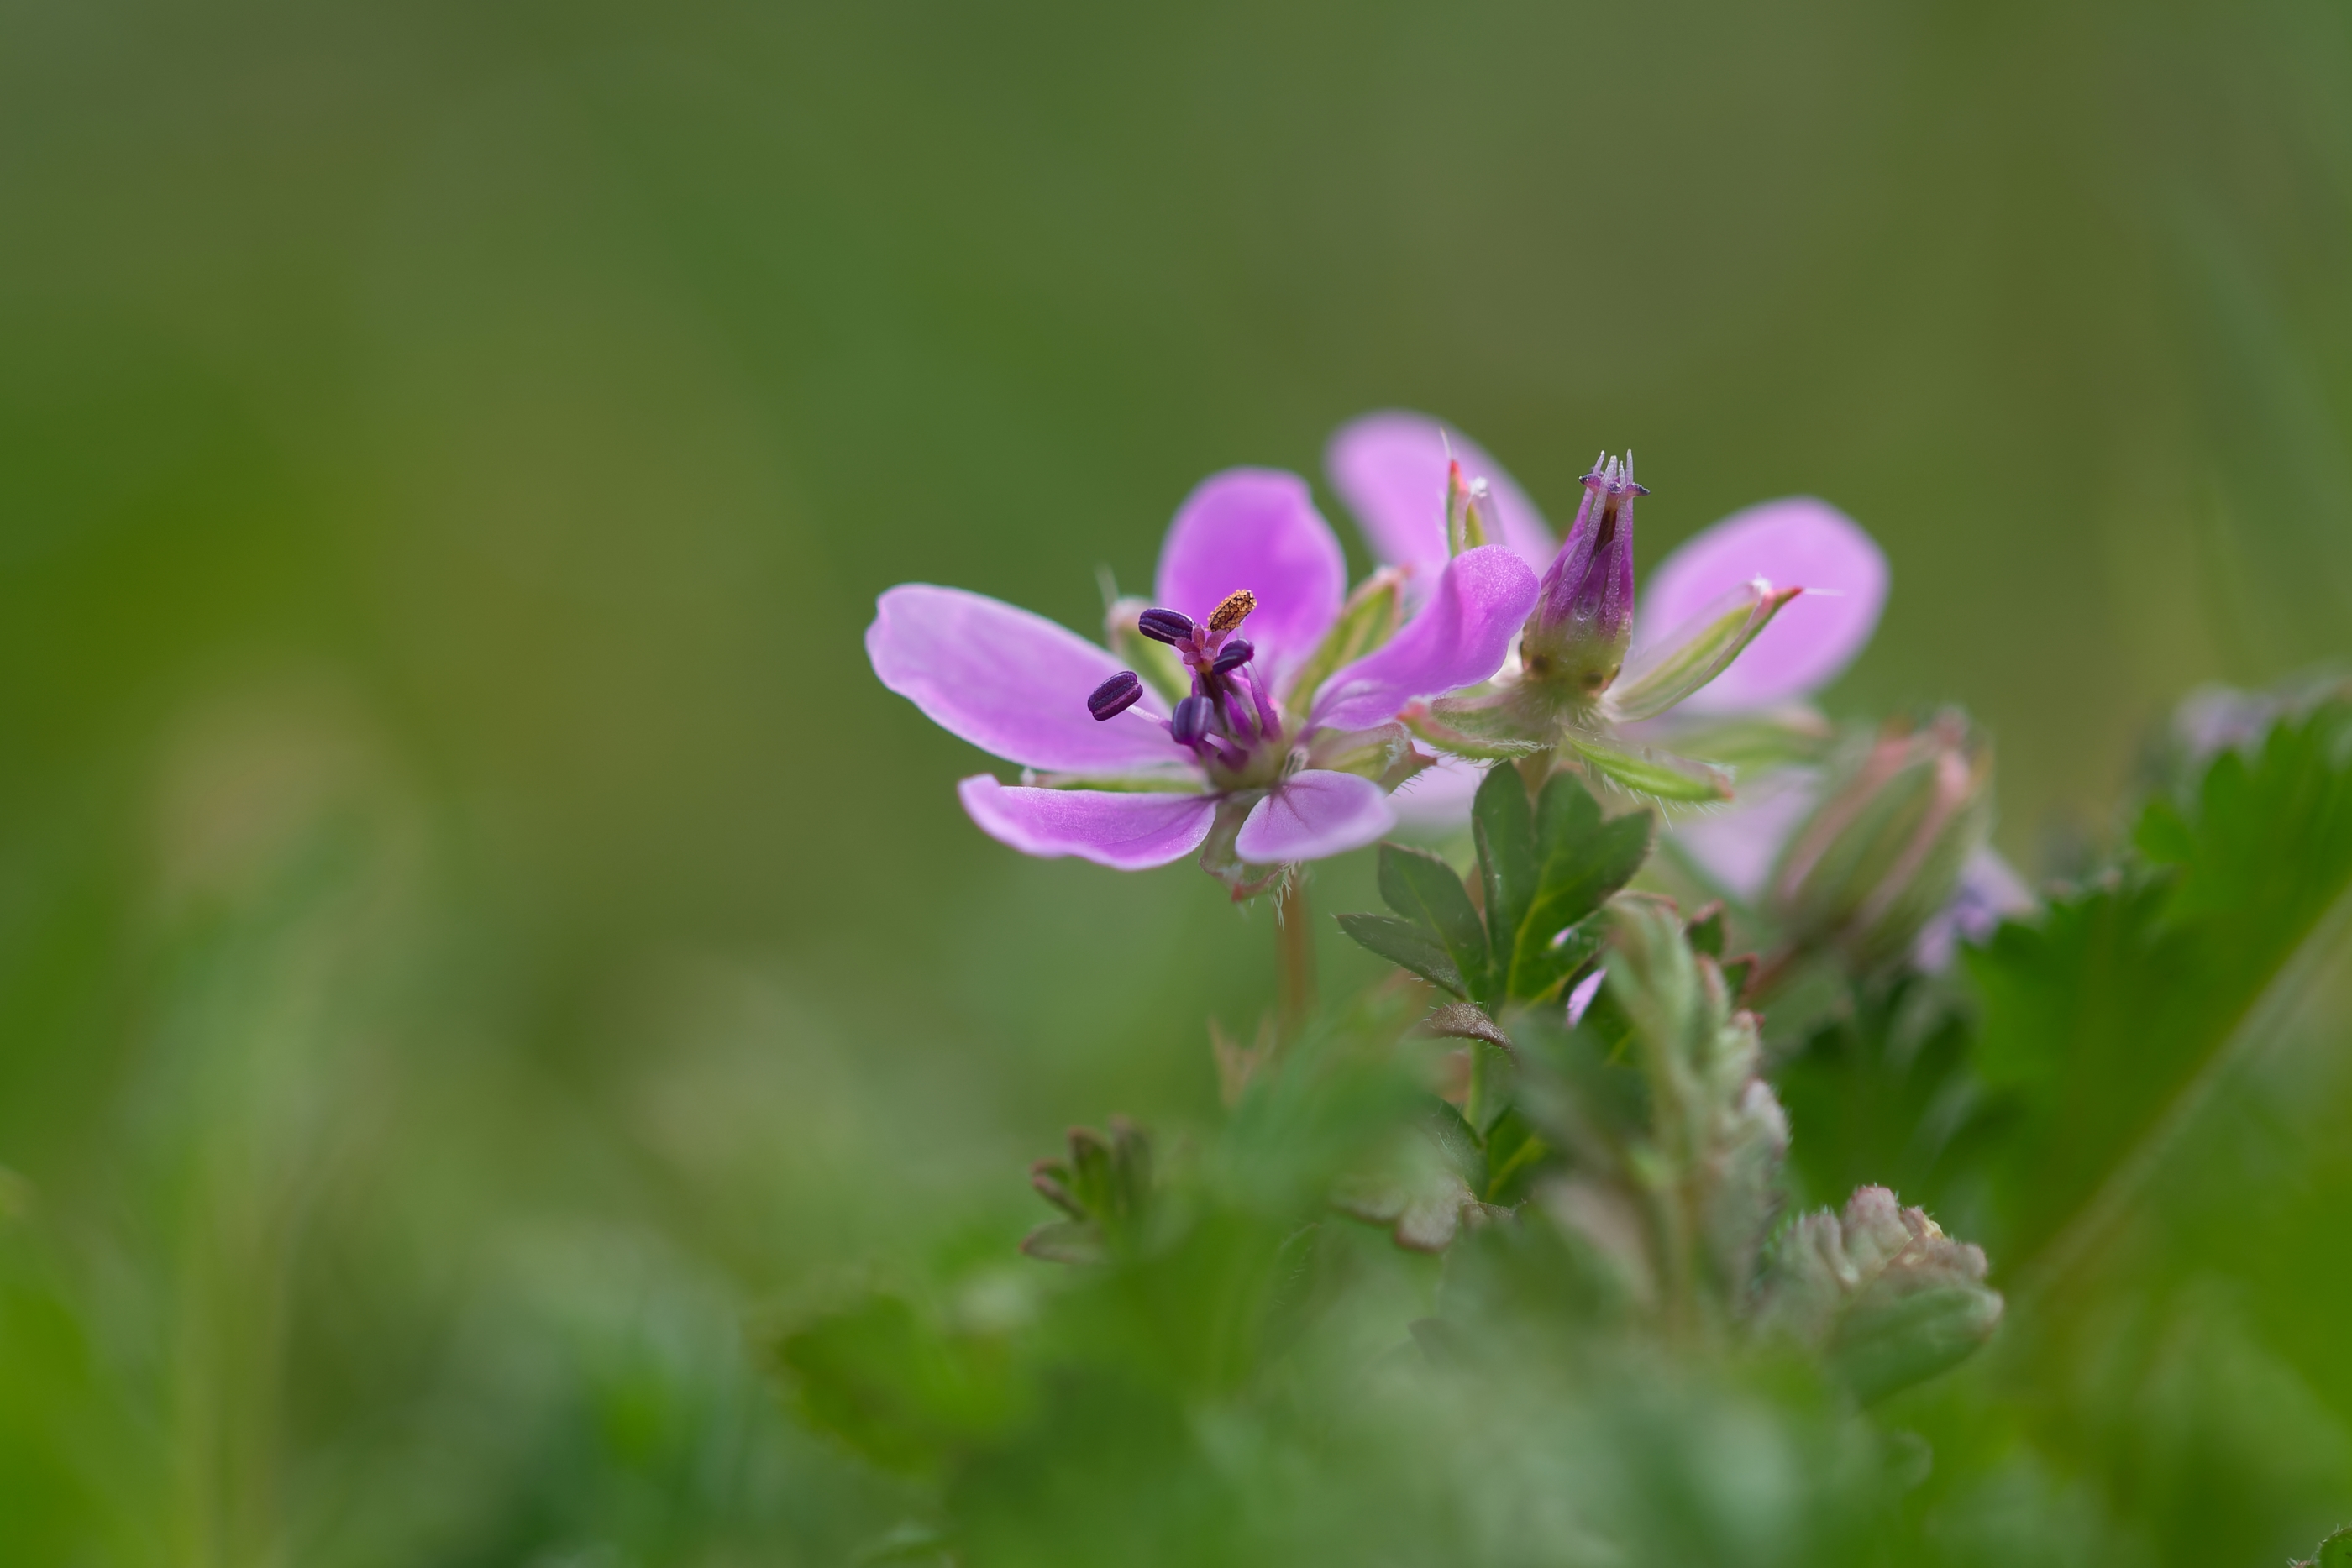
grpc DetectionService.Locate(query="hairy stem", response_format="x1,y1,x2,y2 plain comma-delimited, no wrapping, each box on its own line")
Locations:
1276,873,1316,1038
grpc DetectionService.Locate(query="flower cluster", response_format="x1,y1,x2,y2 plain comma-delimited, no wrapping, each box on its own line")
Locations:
869,410,2019,964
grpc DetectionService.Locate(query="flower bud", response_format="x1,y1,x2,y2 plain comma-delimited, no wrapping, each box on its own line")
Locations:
1767,711,1993,970
1520,453,1642,700
1444,459,1499,556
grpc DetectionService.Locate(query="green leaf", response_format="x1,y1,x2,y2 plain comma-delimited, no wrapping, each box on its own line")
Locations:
1507,775,1655,1000
1378,842,1491,999
775,1294,1017,1473
1472,764,1537,973
1478,1109,1551,1205
1336,912,1467,996
1958,702,2352,1268
1563,732,1731,803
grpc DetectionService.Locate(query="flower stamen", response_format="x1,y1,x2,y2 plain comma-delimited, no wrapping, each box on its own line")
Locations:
1086,670,1145,721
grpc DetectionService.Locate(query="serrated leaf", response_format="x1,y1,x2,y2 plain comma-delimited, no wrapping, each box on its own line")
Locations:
1378,842,1491,997
1959,702,2352,1268
1337,912,1467,996
1018,1219,1104,1264
1565,732,1731,803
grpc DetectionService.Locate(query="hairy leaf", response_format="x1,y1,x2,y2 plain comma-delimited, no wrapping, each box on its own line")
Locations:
1336,912,1466,996
1378,842,1491,999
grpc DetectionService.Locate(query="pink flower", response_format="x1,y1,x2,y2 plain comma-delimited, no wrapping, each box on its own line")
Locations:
1326,411,1888,829
867,469,1538,880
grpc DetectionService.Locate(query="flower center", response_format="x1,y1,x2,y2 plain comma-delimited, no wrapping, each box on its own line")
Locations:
1089,587,1294,789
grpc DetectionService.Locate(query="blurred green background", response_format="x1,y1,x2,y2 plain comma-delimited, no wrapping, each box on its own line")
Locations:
1,0,2349,1561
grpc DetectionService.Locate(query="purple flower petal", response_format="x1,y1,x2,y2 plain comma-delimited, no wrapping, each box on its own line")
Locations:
869,585,1184,774
1635,498,1887,714
958,776,1217,868
1667,768,1820,902
1154,469,1346,687
1308,545,1539,732
1565,968,1605,1028
1234,770,1395,863
1325,412,1557,586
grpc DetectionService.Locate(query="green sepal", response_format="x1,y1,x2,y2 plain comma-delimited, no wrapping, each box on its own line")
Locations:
1285,568,1404,712
1565,732,1731,803
1606,582,1801,722
1336,912,1467,996
1415,691,1557,758
1196,793,1284,900
1656,707,1836,773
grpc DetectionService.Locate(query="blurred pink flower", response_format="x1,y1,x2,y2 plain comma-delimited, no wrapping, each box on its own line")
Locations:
1326,411,1889,842
868,468,1538,877
1328,410,1887,718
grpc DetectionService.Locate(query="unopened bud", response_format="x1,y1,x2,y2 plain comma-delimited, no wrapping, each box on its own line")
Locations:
1768,711,1993,969
1520,453,1643,700
1444,460,1497,555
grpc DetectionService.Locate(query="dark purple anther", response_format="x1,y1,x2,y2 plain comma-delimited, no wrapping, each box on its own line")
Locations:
1170,694,1215,746
1137,607,1196,645
1210,638,1254,675
1087,670,1144,721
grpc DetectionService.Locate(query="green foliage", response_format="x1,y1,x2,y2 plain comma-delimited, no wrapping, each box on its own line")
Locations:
1023,1119,1154,1263
1340,766,1651,1010
2301,1523,2352,1568
776,1294,1021,1474
1961,701,2352,1264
